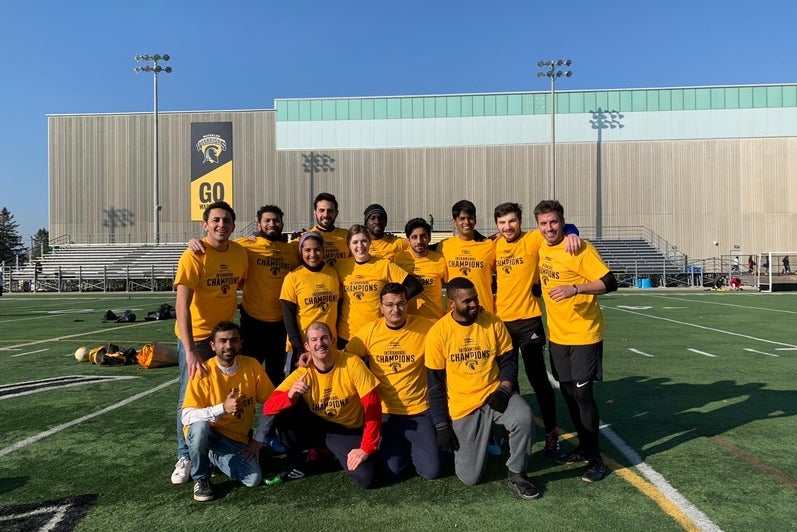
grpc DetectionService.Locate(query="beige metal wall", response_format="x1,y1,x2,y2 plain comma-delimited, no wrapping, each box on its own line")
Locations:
49,111,797,259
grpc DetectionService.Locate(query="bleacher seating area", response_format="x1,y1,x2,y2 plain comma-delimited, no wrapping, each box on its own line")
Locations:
2,234,689,292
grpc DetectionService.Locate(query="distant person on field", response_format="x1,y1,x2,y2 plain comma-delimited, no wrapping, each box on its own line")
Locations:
762,256,769,275
172,201,248,486
182,321,275,501
747,255,756,273
782,256,791,274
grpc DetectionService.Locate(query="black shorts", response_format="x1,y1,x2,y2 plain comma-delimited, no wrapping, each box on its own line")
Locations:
504,317,546,350
549,341,603,383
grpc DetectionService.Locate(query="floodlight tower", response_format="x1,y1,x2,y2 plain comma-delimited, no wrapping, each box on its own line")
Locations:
537,59,572,199
134,54,172,244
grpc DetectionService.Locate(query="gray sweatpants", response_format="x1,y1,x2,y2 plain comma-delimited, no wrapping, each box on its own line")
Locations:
451,393,534,485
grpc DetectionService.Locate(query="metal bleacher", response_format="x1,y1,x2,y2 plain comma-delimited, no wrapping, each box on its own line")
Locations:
5,243,186,292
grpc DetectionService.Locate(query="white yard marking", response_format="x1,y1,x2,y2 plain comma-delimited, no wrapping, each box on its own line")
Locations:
606,306,797,349
643,293,797,315
10,348,49,358
629,348,654,357
687,348,718,358
0,320,155,351
0,379,176,458
743,348,779,358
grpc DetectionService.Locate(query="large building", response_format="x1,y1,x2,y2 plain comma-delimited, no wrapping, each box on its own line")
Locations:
48,83,797,259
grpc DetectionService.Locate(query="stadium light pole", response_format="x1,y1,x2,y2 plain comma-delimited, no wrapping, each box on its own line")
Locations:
134,54,172,244
537,59,572,199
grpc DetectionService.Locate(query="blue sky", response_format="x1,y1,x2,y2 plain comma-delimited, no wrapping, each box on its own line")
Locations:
1,0,795,243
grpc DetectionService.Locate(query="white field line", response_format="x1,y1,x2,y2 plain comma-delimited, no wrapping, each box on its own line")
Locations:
629,348,654,357
605,306,797,349
743,348,779,358
775,347,797,351
547,374,719,530
687,348,718,358
0,375,138,400
0,320,156,352
11,348,49,358
640,293,797,315
1,307,144,324
600,423,721,532
0,378,176,459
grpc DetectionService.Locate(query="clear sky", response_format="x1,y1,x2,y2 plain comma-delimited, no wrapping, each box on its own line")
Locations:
1,0,795,243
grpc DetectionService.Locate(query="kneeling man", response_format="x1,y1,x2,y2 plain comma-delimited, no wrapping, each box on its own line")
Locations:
181,321,275,501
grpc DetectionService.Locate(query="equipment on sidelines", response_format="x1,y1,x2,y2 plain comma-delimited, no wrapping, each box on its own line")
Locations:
136,342,178,368
74,346,90,363
88,343,138,366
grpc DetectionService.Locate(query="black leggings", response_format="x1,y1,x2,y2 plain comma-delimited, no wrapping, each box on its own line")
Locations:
559,380,600,458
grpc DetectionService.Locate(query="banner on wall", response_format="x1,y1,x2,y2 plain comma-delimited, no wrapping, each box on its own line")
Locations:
190,122,233,221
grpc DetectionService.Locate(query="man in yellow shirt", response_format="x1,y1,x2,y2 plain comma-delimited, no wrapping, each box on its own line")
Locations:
534,200,618,483
493,202,580,457
172,201,248,486
347,283,440,481
182,321,275,501
263,322,382,489
425,277,539,500
436,200,496,313
308,193,350,267
363,203,409,260
395,218,448,320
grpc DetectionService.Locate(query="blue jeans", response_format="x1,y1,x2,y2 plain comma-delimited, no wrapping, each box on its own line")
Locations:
380,411,441,480
176,338,214,459
187,421,262,487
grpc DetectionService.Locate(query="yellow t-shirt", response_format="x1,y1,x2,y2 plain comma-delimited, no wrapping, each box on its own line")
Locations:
347,315,435,416
425,310,513,421
173,240,248,340
277,351,379,429
395,250,448,320
237,237,300,322
437,237,496,313
334,257,409,340
182,356,275,444
494,230,545,322
308,225,350,267
369,234,409,261
539,240,610,345
279,264,340,341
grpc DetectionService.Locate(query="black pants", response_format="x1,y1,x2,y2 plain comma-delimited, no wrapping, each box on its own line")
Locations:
240,307,287,386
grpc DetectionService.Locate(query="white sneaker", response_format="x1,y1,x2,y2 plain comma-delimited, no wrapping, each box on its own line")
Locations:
171,456,192,485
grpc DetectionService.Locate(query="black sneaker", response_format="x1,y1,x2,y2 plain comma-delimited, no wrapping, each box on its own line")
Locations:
506,472,540,500
556,449,590,465
543,429,560,457
193,478,214,502
582,458,607,483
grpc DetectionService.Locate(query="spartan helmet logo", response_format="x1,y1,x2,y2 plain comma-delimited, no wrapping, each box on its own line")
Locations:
220,284,230,295
319,302,329,312
196,134,227,164
541,276,549,286
270,266,280,276
465,360,478,371
326,410,337,417
354,292,365,301
461,267,471,276
390,363,401,373
503,266,512,275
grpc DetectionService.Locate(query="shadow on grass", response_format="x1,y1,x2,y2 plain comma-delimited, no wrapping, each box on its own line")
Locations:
0,476,28,495
598,376,797,462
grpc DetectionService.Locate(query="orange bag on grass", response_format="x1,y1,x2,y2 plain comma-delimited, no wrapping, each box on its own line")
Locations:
136,342,178,368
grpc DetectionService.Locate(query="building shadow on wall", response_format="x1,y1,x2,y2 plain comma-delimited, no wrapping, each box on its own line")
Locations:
589,108,624,238
101,207,135,243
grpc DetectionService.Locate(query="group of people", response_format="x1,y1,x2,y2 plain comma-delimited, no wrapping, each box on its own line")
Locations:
171,192,617,502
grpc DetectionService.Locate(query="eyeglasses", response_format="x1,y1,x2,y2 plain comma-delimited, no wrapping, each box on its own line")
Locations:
382,302,407,310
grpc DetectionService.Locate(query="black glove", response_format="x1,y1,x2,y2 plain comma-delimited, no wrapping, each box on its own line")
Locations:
436,424,459,451
531,283,542,297
486,386,512,413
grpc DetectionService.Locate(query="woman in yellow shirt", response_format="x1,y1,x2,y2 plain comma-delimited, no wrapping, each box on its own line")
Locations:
334,225,423,348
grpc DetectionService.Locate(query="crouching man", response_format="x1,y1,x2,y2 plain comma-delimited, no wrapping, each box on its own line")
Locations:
425,277,539,499
181,321,275,501
263,321,382,488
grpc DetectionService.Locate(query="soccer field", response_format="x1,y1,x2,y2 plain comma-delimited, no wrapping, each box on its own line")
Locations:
1,290,795,531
